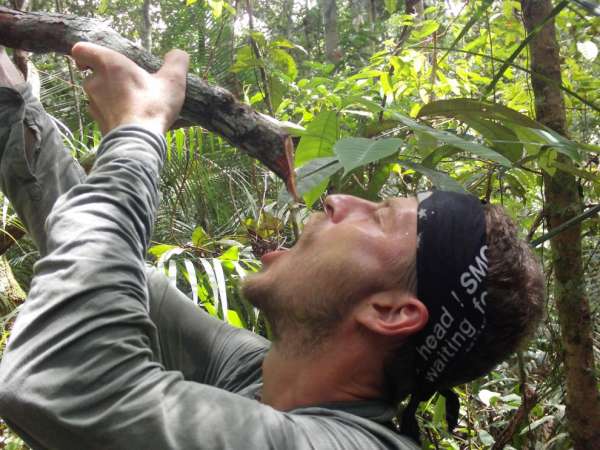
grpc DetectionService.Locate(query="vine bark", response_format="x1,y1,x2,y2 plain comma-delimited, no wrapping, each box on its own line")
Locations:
0,6,297,196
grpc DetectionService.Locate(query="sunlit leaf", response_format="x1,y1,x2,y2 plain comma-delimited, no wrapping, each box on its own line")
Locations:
183,259,199,304
207,0,223,18
219,246,240,261
295,111,339,166
227,310,244,328
191,226,209,247
212,259,229,323
199,258,220,312
412,20,440,40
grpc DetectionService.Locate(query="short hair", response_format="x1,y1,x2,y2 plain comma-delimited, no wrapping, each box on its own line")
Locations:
385,203,545,400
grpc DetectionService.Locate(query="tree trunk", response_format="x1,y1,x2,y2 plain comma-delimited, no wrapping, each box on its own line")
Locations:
140,0,152,51
521,1,600,449
317,0,341,62
0,255,25,317
0,7,297,196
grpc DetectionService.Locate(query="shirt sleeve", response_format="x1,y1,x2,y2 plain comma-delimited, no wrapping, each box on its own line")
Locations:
146,267,269,393
0,125,293,450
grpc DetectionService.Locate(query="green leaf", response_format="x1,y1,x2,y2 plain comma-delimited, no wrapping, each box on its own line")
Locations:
391,112,512,167
183,259,199,304
340,96,384,113
226,310,244,328
520,416,554,434
418,98,542,129
219,246,240,261
334,138,404,175
432,394,447,427
98,0,110,14
398,160,466,192
191,226,208,247
478,430,495,446
208,0,224,17
384,0,397,14
279,157,342,207
460,116,523,162
504,173,527,200
421,145,462,168
380,72,393,95
295,111,339,166
299,157,342,207
175,128,186,160
512,126,581,161
347,70,384,81
412,20,440,40
272,48,298,80
149,244,180,259
551,161,599,182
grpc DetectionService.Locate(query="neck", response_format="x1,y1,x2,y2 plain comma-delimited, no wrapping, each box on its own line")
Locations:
260,325,388,411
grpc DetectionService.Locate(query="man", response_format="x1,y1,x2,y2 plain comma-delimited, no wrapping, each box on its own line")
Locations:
0,43,544,449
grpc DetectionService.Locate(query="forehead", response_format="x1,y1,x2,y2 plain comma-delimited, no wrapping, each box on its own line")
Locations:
378,197,419,238
384,196,419,213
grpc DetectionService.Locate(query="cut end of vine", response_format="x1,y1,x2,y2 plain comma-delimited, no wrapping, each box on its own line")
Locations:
283,135,300,203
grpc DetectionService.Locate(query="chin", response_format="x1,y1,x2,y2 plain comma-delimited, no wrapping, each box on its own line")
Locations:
241,271,274,310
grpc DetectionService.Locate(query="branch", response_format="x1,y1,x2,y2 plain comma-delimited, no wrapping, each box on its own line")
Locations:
530,204,599,247
491,384,537,450
0,7,298,197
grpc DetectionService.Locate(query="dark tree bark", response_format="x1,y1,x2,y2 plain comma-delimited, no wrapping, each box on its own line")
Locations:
140,0,152,51
317,0,341,62
0,6,297,196
521,1,600,449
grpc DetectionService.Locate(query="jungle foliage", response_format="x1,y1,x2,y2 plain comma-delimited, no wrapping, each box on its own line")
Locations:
0,0,598,449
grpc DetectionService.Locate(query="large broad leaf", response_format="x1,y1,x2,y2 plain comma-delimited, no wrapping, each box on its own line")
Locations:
421,145,463,168
295,111,339,166
391,112,512,167
512,126,581,161
418,99,581,161
279,157,342,207
398,160,466,193
459,116,523,162
418,98,542,129
334,137,404,175
551,161,599,182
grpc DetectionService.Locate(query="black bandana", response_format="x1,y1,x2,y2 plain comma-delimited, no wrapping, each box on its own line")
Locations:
401,191,488,442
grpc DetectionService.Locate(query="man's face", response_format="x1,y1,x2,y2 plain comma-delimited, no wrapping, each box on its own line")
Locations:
242,195,418,350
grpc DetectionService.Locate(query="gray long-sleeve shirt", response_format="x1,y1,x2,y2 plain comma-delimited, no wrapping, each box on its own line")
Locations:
0,125,418,449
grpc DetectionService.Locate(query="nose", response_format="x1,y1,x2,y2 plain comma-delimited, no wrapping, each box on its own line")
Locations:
324,195,377,223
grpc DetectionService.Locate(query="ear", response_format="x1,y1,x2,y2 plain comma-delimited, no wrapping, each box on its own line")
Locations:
354,290,429,338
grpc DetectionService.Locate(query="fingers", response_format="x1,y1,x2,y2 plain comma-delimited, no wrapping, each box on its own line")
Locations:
71,42,106,72
71,42,132,73
157,49,189,84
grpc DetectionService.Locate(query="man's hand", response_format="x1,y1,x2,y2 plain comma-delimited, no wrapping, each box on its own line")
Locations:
71,42,189,135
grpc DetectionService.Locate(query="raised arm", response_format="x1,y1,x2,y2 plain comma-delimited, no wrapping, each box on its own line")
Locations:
0,44,268,392
0,45,292,449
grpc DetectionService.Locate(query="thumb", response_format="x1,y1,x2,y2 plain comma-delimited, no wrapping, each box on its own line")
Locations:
157,49,189,84
71,42,111,72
